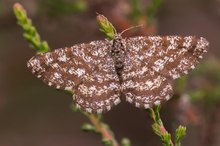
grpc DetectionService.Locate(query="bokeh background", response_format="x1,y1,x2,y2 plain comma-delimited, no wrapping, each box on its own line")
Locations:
0,0,220,146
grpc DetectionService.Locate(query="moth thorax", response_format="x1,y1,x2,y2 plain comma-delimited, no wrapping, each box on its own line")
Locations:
111,35,126,75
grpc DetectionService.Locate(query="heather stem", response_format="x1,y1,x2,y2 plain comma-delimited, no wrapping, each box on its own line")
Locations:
148,106,174,146
148,105,186,146
84,113,119,146
13,3,50,54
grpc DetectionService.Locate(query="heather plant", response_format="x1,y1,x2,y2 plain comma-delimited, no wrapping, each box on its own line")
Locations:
13,2,187,146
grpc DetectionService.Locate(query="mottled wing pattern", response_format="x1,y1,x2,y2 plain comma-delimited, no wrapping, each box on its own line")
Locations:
122,36,209,108
73,52,121,113
27,40,121,113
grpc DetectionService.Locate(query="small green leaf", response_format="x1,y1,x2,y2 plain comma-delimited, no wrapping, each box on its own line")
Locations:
161,132,172,146
96,113,103,122
153,105,163,125
152,123,172,146
81,123,97,132
96,14,115,40
121,138,131,146
152,123,162,136
102,138,113,146
40,41,50,53
175,126,186,146
70,104,80,112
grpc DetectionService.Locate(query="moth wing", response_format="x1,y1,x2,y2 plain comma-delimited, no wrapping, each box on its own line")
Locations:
27,40,121,113
122,36,209,108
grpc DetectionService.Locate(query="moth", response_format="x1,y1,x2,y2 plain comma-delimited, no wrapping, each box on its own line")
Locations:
27,30,209,113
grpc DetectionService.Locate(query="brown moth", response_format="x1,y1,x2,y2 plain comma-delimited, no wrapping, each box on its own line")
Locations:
27,34,209,113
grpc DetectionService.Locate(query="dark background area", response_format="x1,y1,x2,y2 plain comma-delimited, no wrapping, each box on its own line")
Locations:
0,0,220,146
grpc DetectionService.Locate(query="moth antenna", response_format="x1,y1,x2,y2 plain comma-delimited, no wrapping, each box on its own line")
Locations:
120,24,143,36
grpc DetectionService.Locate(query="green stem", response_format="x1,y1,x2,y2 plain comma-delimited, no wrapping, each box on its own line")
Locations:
148,106,174,146
13,3,49,54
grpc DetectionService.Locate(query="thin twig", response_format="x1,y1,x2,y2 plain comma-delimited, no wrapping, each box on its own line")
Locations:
84,113,119,146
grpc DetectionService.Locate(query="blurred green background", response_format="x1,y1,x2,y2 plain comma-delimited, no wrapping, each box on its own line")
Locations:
0,0,220,146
